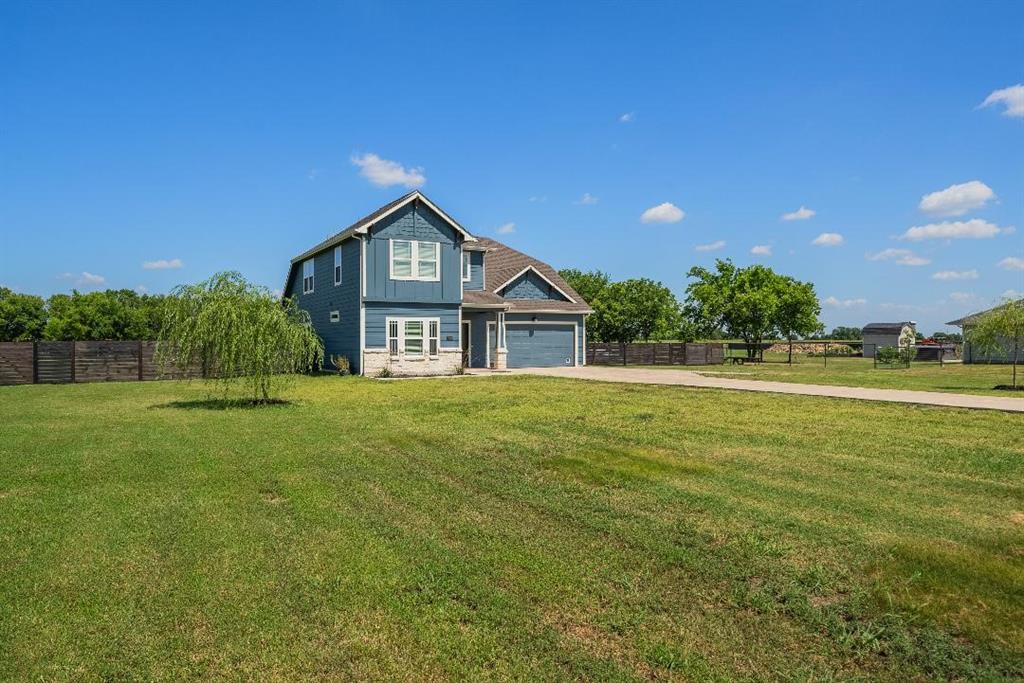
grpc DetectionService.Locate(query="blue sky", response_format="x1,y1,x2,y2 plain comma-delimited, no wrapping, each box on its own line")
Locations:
1,1,1021,333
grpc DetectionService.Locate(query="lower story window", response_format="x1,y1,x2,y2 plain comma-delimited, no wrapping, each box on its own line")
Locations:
388,320,399,356
387,318,440,359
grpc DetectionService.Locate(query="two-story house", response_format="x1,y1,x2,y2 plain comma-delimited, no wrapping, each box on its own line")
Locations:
283,191,592,376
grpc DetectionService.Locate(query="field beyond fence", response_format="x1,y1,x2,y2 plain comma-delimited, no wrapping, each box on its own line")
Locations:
0,341,200,386
586,342,724,366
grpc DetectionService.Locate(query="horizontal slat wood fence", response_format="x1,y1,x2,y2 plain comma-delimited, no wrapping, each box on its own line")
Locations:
586,342,725,366
0,341,201,386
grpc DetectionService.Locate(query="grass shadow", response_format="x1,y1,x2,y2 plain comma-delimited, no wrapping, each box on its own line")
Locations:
153,398,295,411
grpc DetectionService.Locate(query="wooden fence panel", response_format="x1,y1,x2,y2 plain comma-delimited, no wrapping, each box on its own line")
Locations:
0,343,34,385
74,341,141,383
585,342,725,366
36,341,74,383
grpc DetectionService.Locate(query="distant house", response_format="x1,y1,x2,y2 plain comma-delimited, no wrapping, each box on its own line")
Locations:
947,303,1020,364
862,321,915,358
282,191,592,376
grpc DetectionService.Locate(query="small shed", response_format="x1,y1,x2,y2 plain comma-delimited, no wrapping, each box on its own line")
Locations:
862,321,915,358
948,303,1020,364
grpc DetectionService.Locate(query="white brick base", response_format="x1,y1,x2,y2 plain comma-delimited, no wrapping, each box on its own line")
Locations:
363,348,462,377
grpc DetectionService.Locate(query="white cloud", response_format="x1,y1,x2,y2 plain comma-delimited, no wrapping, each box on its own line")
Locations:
781,206,815,221
918,180,996,217
619,112,635,123
695,240,726,252
949,292,977,303
641,202,685,224
575,192,599,205
142,258,183,270
931,269,979,281
998,256,1024,271
811,232,844,247
59,271,106,287
824,296,866,308
495,222,516,235
1003,289,1023,300
866,248,931,266
528,195,547,203
750,245,772,256
900,218,1010,241
980,84,1024,118
134,285,149,294
350,153,425,189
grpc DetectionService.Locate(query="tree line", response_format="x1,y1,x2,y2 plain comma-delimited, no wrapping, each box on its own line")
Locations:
561,258,822,360
0,288,166,342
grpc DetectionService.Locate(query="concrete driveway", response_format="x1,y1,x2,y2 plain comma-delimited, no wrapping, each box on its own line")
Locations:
509,365,1024,413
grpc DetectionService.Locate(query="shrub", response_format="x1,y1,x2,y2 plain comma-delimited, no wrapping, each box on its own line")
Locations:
330,354,351,376
375,364,393,379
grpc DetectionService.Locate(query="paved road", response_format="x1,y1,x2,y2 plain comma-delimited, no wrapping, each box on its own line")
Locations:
510,366,1024,413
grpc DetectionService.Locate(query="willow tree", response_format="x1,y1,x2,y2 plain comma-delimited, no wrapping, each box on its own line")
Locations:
968,297,1024,388
156,272,323,402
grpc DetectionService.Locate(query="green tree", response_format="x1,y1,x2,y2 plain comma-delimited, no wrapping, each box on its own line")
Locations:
43,290,165,340
685,259,782,359
558,269,610,307
774,276,823,364
592,278,681,345
828,326,862,340
0,288,47,341
156,272,323,402
968,298,1024,388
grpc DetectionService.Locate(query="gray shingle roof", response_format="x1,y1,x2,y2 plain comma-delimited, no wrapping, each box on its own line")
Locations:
473,237,592,313
863,321,914,334
947,299,1023,327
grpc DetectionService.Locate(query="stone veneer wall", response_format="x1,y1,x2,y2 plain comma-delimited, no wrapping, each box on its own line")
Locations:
363,348,462,377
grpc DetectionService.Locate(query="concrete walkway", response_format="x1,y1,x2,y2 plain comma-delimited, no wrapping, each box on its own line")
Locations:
509,366,1024,413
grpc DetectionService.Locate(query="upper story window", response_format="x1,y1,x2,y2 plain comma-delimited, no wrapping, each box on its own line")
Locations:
302,258,314,294
333,246,342,285
390,239,440,281
462,252,471,282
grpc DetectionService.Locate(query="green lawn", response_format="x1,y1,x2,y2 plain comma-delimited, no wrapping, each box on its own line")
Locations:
1,376,1022,681
640,355,1022,396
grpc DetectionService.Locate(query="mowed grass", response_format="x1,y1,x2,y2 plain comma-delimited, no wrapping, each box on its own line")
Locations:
648,355,1022,396
0,376,1022,681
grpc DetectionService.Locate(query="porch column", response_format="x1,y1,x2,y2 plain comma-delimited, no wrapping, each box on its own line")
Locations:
494,311,508,370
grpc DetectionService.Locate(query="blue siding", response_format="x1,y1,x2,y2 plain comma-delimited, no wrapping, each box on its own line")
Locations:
364,202,463,304
463,250,485,290
506,313,585,365
364,303,461,349
500,270,569,301
286,239,361,373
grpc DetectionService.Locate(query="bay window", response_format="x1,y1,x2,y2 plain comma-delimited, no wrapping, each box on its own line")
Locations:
389,239,440,281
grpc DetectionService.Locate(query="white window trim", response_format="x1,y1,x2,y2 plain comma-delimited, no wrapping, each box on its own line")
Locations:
302,258,314,294
389,239,441,282
462,251,471,282
385,316,442,359
334,246,342,286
